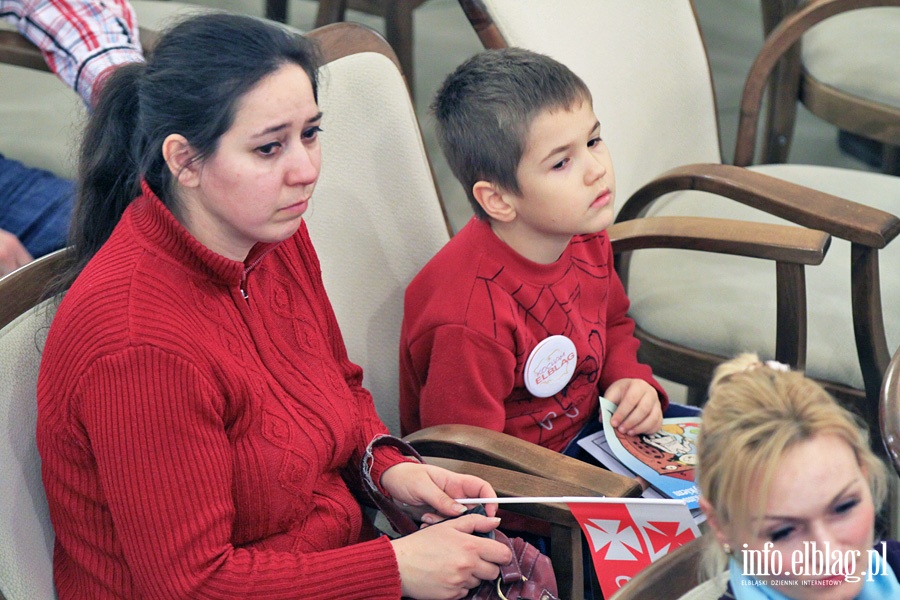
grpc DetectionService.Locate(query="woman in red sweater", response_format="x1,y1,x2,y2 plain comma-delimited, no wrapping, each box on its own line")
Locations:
36,13,510,600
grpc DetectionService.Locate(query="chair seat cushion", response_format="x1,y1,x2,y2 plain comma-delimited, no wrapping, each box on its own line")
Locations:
802,7,900,109
628,164,900,392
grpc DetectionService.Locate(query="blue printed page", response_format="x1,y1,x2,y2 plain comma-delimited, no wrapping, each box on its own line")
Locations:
598,397,700,509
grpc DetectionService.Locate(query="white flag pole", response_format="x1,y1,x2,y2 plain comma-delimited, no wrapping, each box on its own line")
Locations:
456,496,689,506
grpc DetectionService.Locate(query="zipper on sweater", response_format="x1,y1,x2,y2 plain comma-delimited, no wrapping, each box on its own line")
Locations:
240,247,273,301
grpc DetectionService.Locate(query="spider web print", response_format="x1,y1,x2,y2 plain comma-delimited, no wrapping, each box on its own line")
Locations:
475,234,613,447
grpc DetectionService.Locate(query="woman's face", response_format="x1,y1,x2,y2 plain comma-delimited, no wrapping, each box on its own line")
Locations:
175,63,322,261
720,434,876,600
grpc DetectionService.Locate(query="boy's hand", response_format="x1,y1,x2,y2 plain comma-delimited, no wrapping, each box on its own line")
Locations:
604,378,662,436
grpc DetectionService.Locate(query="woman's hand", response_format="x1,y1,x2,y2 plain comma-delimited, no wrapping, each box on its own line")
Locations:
391,513,512,600
380,462,499,524
604,378,663,436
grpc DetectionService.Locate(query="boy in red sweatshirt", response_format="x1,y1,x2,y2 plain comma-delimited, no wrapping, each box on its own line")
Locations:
400,48,668,454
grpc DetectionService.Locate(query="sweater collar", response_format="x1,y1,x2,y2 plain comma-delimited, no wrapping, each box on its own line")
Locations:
128,180,279,287
470,217,573,283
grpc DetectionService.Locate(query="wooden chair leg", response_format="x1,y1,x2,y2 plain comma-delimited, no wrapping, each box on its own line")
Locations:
685,385,706,407
315,0,348,27
882,142,900,176
551,522,585,600
265,0,288,22
384,0,416,95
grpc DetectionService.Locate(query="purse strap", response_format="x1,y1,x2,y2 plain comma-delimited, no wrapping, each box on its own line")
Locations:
361,434,424,536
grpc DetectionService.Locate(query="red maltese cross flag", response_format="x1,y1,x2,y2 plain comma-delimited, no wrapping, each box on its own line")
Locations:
567,500,700,597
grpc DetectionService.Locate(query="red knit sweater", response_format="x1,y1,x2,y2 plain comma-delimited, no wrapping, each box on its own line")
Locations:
37,185,408,599
400,217,667,452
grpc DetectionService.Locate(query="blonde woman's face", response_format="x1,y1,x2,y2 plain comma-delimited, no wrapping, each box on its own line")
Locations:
728,434,876,600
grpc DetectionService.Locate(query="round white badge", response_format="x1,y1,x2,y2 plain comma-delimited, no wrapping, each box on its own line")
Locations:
523,335,577,398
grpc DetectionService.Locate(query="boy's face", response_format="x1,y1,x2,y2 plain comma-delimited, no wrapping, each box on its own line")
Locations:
504,99,615,249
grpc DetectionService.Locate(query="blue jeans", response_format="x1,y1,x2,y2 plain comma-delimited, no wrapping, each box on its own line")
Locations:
0,154,74,258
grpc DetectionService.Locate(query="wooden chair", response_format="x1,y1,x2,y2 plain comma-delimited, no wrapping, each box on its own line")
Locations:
759,0,900,174
607,537,725,600
456,0,900,450
304,22,639,599
265,0,427,94
880,345,900,475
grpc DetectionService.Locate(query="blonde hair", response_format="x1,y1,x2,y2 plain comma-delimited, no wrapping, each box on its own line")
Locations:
696,353,887,578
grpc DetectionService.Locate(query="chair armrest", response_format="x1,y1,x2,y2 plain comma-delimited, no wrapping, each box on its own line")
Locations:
735,0,900,166
404,424,643,498
0,27,159,72
607,216,830,266
616,163,900,248
0,30,49,71
418,453,604,600
0,248,69,329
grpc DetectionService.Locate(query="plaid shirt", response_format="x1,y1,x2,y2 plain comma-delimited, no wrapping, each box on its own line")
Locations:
1,0,142,106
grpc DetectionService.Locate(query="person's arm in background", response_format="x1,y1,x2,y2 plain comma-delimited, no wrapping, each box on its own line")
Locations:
0,0,143,275
1,0,143,106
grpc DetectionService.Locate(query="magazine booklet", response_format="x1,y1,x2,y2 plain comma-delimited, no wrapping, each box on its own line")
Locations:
578,397,702,514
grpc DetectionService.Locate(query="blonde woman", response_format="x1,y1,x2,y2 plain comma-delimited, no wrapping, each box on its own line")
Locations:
696,353,899,599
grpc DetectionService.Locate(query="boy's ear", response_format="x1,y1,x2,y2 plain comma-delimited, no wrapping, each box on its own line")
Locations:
162,133,202,188
472,180,516,223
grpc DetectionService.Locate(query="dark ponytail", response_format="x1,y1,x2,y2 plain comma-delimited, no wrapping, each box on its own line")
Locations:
62,63,144,285
53,13,321,293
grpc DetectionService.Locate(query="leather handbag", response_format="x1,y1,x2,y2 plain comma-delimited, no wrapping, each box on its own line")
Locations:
466,528,559,600
361,436,560,600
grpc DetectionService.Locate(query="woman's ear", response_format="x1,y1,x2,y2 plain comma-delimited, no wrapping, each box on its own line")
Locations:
699,497,732,549
472,180,516,223
162,133,201,188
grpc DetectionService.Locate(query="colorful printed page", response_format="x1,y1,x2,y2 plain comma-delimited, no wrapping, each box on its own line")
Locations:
597,397,700,509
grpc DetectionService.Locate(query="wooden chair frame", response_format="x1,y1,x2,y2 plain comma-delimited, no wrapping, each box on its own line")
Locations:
265,0,427,95
880,346,900,475
456,0,900,437
759,0,900,173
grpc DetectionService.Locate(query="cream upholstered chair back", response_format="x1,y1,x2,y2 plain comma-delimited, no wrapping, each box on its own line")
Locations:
304,24,451,435
476,0,722,205
462,0,900,411
0,295,58,600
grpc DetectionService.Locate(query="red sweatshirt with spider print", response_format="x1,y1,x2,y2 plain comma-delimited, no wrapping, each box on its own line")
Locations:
400,217,667,452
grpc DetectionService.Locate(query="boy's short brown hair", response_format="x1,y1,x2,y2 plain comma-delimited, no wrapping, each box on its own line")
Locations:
432,48,593,219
